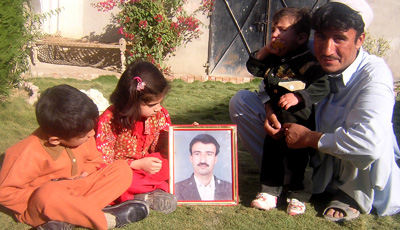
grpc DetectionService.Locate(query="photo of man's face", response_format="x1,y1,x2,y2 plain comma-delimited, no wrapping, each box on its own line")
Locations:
189,142,218,177
170,126,238,205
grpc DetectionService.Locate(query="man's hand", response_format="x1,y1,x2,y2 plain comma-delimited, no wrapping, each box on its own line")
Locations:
278,93,302,110
130,157,162,174
282,123,322,149
264,102,283,139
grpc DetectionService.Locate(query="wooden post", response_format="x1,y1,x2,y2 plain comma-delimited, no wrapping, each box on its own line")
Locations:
119,38,127,72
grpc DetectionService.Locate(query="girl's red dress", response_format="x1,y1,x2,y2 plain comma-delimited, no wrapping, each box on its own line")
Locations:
95,105,171,202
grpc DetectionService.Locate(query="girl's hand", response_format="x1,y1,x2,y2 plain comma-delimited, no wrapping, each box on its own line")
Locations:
130,157,162,174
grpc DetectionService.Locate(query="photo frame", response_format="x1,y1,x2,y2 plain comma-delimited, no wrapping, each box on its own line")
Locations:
169,125,238,205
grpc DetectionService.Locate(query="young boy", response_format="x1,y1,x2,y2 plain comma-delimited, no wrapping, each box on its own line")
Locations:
247,8,329,215
0,85,149,229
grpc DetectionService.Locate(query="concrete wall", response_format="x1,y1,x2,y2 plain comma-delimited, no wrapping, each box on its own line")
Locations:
33,0,120,42
34,0,399,81
164,0,210,78
366,0,400,81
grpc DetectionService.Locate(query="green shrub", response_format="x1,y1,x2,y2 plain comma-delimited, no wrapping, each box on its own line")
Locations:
0,0,30,100
364,31,391,57
0,1,60,101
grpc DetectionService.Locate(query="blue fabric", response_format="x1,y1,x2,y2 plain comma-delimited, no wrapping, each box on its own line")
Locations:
229,88,267,169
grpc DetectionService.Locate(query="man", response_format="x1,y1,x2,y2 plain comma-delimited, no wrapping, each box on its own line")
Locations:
175,134,232,201
280,0,400,221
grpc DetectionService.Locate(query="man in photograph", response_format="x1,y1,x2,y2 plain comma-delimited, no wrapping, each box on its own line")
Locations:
175,134,232,201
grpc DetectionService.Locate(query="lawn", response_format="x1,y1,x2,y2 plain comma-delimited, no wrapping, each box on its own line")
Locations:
0,76,399,229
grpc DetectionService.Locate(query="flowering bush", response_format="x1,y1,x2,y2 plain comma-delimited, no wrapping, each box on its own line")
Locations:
198,0,215,14
93,0,214,74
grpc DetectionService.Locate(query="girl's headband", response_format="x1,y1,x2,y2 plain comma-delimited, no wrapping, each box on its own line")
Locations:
133,76,146,91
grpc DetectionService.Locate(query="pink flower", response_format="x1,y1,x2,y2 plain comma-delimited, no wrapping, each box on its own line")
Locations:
139,20,148,29
170,22,179,30
118,27,124,34
154,14,163,22
125,33,135,40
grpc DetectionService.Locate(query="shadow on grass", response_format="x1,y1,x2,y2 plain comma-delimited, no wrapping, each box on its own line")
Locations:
0,205,17,222
0,153,4,168
237,149,261,207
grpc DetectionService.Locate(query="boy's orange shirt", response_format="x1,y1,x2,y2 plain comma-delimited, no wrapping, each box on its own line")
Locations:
0,128,103,216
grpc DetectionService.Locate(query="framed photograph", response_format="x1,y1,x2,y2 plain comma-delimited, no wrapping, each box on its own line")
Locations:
169,125,238,205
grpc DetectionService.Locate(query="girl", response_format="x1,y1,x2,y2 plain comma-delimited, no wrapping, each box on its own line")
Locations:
95,60,177,214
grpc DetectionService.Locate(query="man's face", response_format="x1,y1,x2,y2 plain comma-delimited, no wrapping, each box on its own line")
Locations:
190,142,218,177
313,28,365,74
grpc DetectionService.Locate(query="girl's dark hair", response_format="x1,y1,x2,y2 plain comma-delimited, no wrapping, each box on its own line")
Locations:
312,2,365,40
110,60,169,128
272,7,312,39
35,84,99,140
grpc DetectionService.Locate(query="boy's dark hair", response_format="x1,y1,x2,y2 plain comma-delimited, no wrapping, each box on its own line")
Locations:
272,7,312,39
189,134,220,156
110,60,169,128
311,2,365,40
35,84,99,140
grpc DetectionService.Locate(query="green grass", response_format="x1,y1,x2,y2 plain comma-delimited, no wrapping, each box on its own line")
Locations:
1,76,400,229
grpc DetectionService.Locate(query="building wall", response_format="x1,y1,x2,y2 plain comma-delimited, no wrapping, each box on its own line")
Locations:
164,0,210,77
367,0,400,81
34,0,399,81
33,0,120,42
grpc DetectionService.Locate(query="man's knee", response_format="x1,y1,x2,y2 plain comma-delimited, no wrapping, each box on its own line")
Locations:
230,90,257,116
230,90,265,120
230,90,252,109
